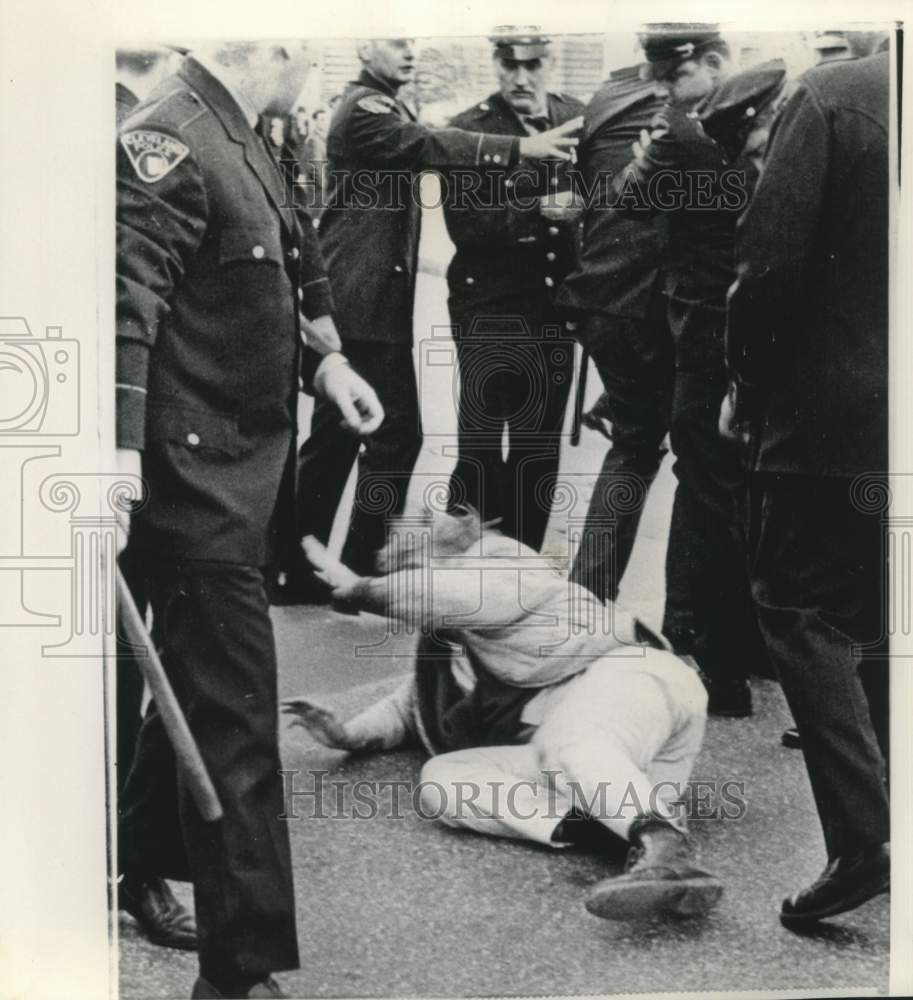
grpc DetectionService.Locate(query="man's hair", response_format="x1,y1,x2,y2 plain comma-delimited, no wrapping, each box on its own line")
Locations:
356,39,376,64
376,507,493,572
209,41,259,67
115,48,170,75
698,39,732,63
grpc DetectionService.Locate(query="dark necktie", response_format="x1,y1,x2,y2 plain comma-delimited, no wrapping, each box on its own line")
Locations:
256,115,282,167
522,114,550,134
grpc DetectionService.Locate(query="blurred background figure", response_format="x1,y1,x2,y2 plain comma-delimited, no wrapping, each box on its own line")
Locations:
298,106,330,217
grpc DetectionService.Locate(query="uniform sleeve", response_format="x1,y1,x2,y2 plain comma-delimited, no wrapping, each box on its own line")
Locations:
346,98,518,171
726,80,829,415
297,211,335,321
116,129,208,449
611,106,718,215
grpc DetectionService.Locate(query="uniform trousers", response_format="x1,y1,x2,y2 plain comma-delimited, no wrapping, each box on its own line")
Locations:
420,650,707,845
661,296,768,683
749,473,889,858
296,341,423,574
118,561,299,980
447,299,572,552
570,302,674,603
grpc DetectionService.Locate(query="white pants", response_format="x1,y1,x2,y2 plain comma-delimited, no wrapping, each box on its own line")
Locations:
418,649,707,846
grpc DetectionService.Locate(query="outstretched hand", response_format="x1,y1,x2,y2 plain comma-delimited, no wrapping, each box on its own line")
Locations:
519,116,583,161
301,536,362,595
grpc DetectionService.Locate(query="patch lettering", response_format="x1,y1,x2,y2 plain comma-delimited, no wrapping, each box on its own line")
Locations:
357,95,397,115
120,130,190,183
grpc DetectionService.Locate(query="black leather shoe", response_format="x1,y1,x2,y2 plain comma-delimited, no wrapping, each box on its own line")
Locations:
191,975,286,998
705,677,753,718
781,727,801,749
780,843,890,929
118,873,197,950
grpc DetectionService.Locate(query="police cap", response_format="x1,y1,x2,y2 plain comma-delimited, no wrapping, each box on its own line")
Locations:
699,59,787,154
489,25,551,61
811,30,849,52
638,23,724,80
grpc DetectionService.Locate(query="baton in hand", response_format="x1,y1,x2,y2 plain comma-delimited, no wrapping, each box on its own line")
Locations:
570,347,590,447
116,568,223,822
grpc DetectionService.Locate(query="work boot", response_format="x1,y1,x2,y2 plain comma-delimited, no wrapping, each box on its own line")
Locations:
584,815,723,920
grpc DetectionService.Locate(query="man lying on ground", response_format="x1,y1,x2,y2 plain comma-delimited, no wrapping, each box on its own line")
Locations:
283,510,720,920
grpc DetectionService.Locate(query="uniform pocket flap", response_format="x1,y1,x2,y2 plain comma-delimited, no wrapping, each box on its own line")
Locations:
146,404,242,456
219,225,284,265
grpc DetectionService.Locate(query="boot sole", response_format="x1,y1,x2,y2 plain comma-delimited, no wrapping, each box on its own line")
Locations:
585,876,723,920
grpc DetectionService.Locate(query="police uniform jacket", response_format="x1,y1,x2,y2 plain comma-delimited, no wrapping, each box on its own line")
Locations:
727,52,889,477
556,66,666,320
115,81,139,125
442,90,584,314
116,57,331,566
615,101,739,304
319,70,520,345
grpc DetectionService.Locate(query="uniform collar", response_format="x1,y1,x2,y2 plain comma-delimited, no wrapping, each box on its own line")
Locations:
489,91,552,132
191,51,261,127
357,68,401,99
179,57,298,239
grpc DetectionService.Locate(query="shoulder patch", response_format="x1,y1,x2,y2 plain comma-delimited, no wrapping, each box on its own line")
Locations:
120,130,190,183
357,95,397,115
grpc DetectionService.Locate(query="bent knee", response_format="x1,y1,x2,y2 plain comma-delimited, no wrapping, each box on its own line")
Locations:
641,648,709,717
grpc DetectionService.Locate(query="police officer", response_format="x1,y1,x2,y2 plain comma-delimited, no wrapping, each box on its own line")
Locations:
722,49,890,930
441,27,583,551
556,60,673,602
290,37,581,592
115,41,382,998
613,25,771,717
115,43,199,954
